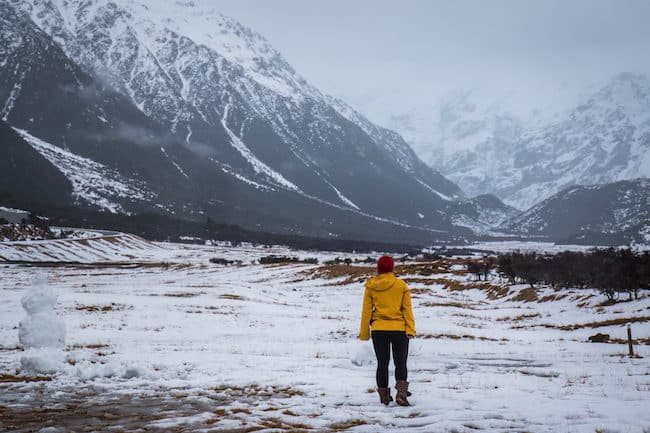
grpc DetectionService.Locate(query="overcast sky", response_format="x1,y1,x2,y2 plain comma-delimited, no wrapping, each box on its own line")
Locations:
209,0,650,124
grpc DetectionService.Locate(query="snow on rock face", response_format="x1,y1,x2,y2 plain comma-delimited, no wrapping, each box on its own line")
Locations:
397,74,650,210
18,275,66,374
10,0,466,228
15,128,154,213
501,178,650,240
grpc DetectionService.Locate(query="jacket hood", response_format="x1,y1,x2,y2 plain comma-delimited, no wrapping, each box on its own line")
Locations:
366,272,397,292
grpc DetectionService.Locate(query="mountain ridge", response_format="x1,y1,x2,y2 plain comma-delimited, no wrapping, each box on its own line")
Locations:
3,0,508,243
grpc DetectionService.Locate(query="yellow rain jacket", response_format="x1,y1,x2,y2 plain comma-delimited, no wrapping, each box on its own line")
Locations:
358,272,416,340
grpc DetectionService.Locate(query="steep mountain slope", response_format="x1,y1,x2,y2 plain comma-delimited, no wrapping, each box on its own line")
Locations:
0,120,72,206
10,0,466,231
501,178,650,241
443,195,520,236
498,73,650,210
1,1,490,242
0,4,218,215
399,74,650,210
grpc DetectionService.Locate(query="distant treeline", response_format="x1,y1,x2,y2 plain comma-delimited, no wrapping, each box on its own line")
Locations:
467,249,650,300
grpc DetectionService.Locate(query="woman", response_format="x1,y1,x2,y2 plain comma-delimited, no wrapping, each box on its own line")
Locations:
359,255,416,406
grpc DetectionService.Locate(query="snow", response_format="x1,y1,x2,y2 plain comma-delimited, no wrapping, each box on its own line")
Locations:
159,147,189,179
0,206,29,213
221,101,301,192
1,67,25,121
1,238,649,432
216,162,276,191
15,128,154,213
415,178,453,201
0,230,160,262
18,275,66,374
324,179,360,210
351,341,374,367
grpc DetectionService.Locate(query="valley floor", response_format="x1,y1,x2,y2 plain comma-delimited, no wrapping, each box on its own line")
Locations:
0,240,649,433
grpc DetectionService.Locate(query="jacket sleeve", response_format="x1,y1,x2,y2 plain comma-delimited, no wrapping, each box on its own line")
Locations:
358,286,373,341
402,283,416,336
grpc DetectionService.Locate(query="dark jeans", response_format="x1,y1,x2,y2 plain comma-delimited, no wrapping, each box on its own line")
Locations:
371,330,409,388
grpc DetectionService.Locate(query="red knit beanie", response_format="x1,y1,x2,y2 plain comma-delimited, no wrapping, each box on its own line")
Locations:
377,255,394,274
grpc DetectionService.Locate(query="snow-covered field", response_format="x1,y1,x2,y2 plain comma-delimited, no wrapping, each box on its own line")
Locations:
1,238,649,432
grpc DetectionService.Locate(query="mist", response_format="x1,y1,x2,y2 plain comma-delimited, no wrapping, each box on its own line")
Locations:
207,0,650,125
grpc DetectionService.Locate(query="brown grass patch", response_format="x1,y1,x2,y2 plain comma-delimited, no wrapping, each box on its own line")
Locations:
404,278,510,299
496,313,541,322
410,287,432,295
75,303,129,313
328,419,367,431
282,409,300,416
516,316,650,330
538,293,569,302
557,316,650,330
210,384,304,398
300,264,374,285
418,333,506,342
394,263,448,276
510,287,538,302
403,277,451,286
0,374,51,383
0,346,23,352
258,417,311,430
68,344,110,350
220,294,244,300
162,291,206,298
421,301,476,309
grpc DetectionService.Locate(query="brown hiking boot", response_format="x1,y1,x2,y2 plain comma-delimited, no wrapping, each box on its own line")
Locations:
395,380,410,406
377,387,392,405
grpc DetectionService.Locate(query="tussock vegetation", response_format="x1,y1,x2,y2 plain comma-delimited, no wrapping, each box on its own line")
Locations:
509,287,539,302
421,301,476,309
68,344,110,350
75,303,130,312
210,384,304,399
513,316,650,330
161,291,206,298
418,333,507,342
0,374,51,383
328,419,368,431
409,287,432,295
557,316,650,330
259,255,318,265
299,264,374,285
0,346,23,352
496,313,541,322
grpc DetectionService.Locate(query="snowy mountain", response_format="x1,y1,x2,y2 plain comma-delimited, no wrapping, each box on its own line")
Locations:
443,195,521,236
0,120,72,206
395,75,650,211
501,178,650,243
1,0,506,243
496,73,650,210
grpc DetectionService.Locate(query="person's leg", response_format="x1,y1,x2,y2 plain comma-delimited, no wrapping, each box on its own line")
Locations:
391,332,411,406
372,331,393,404
391,332,409,382
371,331,391,388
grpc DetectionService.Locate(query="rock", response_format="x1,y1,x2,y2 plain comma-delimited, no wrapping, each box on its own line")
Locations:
588,333,610,343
